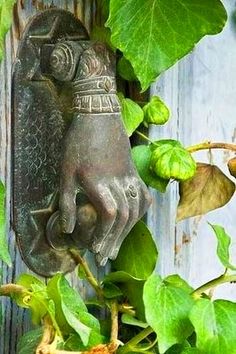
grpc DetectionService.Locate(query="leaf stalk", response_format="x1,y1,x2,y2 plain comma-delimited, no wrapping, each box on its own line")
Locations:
69,249,104,299
119,326,154,354
0,283,26,296
110,300,119,346
187,141,236,153
192,273,236,298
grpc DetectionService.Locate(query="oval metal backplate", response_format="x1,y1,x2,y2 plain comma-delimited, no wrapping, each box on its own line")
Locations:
12,9,89,277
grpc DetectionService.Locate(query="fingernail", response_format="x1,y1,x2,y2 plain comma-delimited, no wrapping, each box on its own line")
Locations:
61,216,74,234
110,247,119,260
96,254,108,266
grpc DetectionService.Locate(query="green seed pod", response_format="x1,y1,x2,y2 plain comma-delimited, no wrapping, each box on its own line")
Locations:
150,140,196,181
143,96,170,126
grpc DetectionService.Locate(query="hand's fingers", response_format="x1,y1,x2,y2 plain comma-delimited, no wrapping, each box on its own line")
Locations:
99,180,151,261
109,180,141,260
97,179,130,261
85,183,117,253
59,170,78,234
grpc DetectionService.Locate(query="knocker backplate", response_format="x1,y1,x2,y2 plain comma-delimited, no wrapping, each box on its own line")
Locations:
12,9,89,276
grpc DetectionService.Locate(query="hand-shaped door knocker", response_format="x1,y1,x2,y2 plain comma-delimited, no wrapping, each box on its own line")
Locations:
12,9,151,276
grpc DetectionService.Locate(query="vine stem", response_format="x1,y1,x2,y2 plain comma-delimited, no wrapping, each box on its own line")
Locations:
36,316,56,354
136,131,155,144
192,273,236,298
70,249,120,351
69,249,104,299
135,131,236,154
120,327,154,354
187,141,236,153
52,351,81,354
37,345,116,354
51,343,117,354
110,301,119,345
0,284,25,295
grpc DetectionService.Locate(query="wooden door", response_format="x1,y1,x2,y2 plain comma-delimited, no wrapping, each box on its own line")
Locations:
0,0,236,353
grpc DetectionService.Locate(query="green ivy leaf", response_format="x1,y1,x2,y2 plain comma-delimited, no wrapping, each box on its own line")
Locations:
190,299,236,354
132,145,169,192
118,93,144,136
164,274,193,294
103,282,123,299
112,221,158,280
17,328,43,354
47,274,89,343
103,272,146,320
103,270,143,283
0,0,15,61
143,96,170,126
61,307,91,347
150,140,196,181
107,0,227,90
181,349,200,354
117,57,137,81
121,314,148,328
47,274,102,347
177,163,235,221
209,224,236,271
64,332,106,351
15,274,50,325
143,274,194,353
16,274,45,289
103,271,146,320
122,279,146,321
166,342,199,354
0,181,11,266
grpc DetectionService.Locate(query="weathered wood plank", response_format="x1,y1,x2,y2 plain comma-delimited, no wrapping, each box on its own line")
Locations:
148,0,236,298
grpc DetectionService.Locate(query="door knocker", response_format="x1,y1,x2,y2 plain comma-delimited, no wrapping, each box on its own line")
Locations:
12,9,151,277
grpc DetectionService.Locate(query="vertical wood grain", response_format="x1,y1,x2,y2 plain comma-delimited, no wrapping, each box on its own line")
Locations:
148,0,236,298
1,0,236,352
